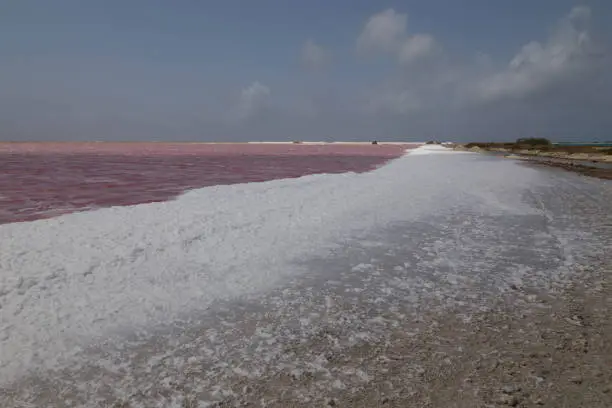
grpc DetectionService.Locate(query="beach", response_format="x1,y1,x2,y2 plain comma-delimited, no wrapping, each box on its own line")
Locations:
453,143,612,180
1,145,611,407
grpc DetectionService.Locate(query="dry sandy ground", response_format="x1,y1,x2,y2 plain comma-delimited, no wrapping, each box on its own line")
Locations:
452,144,612,180
512,158,612,180
187,259,611,408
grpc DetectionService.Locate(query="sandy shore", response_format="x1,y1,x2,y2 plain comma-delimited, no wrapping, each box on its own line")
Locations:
508,156,612,180
130,261,610,408
207,259,612,407
8,261,610,407
2,150,610,408
453,144,612,163
453,144,612,180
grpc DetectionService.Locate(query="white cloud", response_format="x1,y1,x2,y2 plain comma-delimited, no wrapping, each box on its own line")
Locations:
569,5,591,23
265,5,611,140
301,39,329,70
474,6,601,102
346,5,611,142
357,9,407,53
357,5,608,116
357,9,437,66
2,6,610,143
398,34,436,65
236,81,270,121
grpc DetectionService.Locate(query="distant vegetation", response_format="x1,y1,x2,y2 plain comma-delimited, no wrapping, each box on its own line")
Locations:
463,139,612,155
465,138,551,149
515,137,552,146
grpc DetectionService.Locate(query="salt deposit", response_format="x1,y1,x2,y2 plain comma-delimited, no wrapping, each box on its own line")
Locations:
0,145,543,383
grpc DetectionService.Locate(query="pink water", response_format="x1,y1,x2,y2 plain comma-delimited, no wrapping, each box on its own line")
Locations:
0,143,415,225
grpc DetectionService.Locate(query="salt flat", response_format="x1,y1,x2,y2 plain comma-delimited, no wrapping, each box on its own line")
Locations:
2,145,611,407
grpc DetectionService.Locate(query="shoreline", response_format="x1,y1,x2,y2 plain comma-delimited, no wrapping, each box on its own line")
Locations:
2,145,610,407
0,141,417,156
513,157,612,180
183,258,612,407
5,224,610,407
452,144,612,180
0,141,420,146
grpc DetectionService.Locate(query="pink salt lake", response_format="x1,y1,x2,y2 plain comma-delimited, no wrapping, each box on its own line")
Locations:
0,143,415,225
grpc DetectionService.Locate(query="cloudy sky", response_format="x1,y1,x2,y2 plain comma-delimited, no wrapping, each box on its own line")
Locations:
1,0,611,142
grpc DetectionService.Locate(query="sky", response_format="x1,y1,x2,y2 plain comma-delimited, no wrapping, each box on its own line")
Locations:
1,0,611,142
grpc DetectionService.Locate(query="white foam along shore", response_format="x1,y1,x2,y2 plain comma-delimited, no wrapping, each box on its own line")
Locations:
0,145,536,383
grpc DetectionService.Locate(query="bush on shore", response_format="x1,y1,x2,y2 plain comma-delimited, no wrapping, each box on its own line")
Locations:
464,139,552,150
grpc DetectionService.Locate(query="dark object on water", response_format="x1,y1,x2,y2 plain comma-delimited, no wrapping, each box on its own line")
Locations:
371,140,378,145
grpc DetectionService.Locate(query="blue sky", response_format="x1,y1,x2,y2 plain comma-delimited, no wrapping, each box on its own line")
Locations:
1,0,611,141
